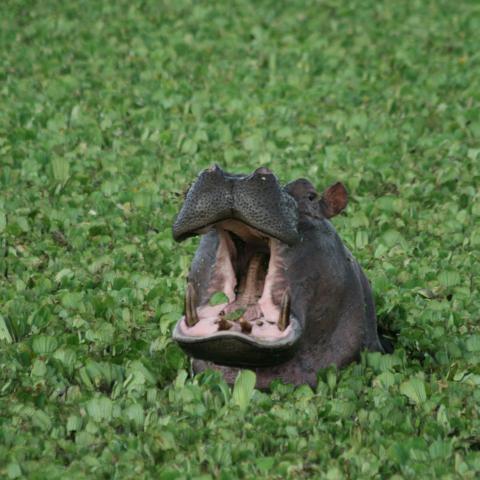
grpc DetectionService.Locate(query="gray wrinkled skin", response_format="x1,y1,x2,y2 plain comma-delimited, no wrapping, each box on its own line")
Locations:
173,165,299,245
173,168,384,389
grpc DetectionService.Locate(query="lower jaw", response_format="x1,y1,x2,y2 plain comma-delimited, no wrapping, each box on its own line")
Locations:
172,315,302,368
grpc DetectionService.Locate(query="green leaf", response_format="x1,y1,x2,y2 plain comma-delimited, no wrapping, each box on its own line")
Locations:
157,431,176,451
224,308,245,321
472,202,480,217
61,292,84,309
355,230,369,249
400,378,427,405
438,271,460,288
0,314,14,343
181,138,198,154
15,216,29,232
55,268,74,283
86,397,114,422
416,288,437,299
51,157,70,183
6,463,22,479
374,371,396,389
32,335,58,354
126,360,156,385
243,134,263,152
470,228,480,246
66,415,83,432
31,359,47,377
209,291,229,306
174,369,188,388
32,409,52,431
380,229,405,248
429,439,452,459
326,366,338,391
125,403,145,427
331,400,355,418
0,211,6,233
465,335,480,352
232,370,256,411
467,148,480,161
294,384,314,400
78,366,94,390
255,457,275,472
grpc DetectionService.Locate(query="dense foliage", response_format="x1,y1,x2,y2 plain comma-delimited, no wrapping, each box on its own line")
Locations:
1,0,479,478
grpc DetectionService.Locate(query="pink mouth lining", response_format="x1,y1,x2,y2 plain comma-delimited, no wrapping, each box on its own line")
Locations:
179,303,293,340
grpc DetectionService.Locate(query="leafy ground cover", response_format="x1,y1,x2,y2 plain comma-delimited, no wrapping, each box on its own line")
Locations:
1,0,480,478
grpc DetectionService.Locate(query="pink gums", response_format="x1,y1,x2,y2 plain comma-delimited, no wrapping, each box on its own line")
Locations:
179,305,292,340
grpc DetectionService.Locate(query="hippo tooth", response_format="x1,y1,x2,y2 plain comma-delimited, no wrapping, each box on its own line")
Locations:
278,289,291,331
217,318,233,331
185,283,199,327
239,318,253,334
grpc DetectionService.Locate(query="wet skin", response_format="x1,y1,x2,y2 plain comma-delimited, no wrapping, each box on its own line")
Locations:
172,166,383,389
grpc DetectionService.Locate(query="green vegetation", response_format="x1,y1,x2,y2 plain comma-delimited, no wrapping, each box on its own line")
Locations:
1,0,479,478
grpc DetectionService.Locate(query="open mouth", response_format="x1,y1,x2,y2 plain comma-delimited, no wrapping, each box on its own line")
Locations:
173,219,302,367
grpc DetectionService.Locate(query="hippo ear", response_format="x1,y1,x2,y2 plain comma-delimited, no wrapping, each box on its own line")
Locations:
319,182,348,218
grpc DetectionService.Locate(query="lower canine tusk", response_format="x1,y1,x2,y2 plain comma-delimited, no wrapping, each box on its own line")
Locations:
278,288,291,331
185,283,199,327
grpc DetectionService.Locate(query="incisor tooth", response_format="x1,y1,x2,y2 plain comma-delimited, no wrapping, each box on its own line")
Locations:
240,318,252,334
278,289,291,331
185,283,199,327
217,318,233,331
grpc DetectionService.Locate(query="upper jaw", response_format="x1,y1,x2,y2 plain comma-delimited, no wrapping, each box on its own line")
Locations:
172,165,300,246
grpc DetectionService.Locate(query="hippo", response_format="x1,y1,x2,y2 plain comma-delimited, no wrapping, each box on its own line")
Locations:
172,165,384,389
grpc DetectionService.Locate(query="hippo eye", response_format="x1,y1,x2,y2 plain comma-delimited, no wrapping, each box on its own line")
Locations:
307,192,317,201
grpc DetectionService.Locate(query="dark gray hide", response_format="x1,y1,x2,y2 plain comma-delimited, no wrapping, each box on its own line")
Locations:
172,166,383,389
173,165,299,245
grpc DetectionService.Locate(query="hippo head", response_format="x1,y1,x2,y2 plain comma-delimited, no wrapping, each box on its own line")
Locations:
172,166,383,388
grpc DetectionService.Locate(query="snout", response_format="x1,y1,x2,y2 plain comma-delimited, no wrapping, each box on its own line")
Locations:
172,165,299,245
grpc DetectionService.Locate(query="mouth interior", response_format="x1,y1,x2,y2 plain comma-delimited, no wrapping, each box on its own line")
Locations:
181,219,293,341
